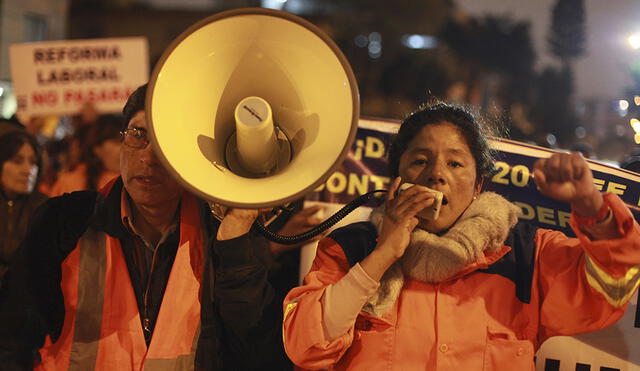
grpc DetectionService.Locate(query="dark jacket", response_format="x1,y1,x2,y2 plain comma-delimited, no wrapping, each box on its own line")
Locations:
0,190,47,371
0,190,47,290
4,178,280,370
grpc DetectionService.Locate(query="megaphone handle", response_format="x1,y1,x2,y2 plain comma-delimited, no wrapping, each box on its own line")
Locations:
261,199,305,233
252,190,387,245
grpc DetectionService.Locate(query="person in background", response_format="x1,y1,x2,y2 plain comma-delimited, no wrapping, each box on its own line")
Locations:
52,102,99,180
283,103,640,370
0,131,46,289
48,114,121,196
71,102,98,132
37,139,67,196
7,84,280,370
620,150,640,174
0,130,46,371
0,116,26,138
569,141,595,160
257,199,325,370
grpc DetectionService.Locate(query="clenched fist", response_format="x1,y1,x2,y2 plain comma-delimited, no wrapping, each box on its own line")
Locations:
533,152,603,218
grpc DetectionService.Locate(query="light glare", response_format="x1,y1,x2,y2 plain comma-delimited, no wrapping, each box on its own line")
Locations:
402,34,437,49
620,100,630,110
629,34,640,50
546,133,557,146
354,34,368,48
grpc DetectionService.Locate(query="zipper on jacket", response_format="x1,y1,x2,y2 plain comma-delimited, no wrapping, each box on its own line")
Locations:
142,244,160,343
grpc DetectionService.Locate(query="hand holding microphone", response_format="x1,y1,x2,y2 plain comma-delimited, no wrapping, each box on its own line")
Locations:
396,182,443,221
361,178,442,281
377,178,442,259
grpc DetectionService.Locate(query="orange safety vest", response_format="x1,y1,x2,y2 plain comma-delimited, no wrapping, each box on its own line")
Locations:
36,192,205,371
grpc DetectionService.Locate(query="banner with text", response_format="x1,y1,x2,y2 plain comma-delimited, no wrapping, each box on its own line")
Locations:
308,118,640,236
9,37,148,116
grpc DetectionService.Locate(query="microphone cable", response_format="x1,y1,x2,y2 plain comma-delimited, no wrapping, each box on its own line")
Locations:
252,190,386,245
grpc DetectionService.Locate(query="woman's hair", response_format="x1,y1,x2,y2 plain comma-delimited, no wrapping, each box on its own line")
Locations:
85,114,124,190
387,102,495,181
0,130,42,187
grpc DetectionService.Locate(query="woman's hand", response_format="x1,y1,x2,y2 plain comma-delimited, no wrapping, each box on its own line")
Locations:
533,152,603,217
361,177,436,281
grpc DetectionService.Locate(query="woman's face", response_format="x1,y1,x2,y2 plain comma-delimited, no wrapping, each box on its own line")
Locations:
1,143,38,198
398,122,481,233
94,139,121,173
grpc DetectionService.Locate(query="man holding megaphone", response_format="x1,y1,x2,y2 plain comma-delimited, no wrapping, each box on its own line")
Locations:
1,6,362,369
7,84,283,371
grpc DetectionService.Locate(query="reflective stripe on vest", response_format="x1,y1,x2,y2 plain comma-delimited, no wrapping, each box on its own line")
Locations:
69,228,105,371
37,194,204,371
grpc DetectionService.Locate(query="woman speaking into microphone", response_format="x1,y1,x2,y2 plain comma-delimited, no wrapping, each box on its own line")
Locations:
282,103,640,370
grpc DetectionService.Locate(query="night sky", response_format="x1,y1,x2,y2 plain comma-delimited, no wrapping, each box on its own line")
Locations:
456,0,640,101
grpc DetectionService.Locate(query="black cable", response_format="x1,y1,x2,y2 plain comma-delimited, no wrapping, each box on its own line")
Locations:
253,190,387,245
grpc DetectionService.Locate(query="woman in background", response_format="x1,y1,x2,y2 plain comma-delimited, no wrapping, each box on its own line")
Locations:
48,114,121,196
0,130,45,289
0,130,46,371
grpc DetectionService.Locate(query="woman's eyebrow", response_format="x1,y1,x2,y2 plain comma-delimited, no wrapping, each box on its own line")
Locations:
447,148,469,155
408,147,468,155
407,147,430,154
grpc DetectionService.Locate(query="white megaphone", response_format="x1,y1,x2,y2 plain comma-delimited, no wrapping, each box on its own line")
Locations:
146,7,359,211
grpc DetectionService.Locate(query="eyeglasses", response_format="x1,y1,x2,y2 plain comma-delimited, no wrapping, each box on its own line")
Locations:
120,128,150,149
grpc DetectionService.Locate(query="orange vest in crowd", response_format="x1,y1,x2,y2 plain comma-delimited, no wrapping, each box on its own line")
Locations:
35,191,205,371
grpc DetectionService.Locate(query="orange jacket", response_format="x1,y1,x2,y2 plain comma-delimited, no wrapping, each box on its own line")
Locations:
48,163,119,197
283,193,640,371
35,192,204,371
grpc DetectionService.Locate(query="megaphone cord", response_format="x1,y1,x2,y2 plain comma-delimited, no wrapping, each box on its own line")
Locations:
252,190,387,245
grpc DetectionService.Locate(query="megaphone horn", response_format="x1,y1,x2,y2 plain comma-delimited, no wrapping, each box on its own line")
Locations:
146,7,360,209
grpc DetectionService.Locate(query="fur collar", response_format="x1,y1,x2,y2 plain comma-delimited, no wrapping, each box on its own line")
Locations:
363,192,521,317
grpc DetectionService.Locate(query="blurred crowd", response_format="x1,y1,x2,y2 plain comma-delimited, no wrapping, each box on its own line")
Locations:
0,104,123,291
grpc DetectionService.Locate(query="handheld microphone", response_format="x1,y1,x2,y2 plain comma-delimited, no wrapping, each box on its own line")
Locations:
397,183,443,220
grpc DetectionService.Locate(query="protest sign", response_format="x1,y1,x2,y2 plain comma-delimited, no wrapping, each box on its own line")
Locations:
9,37,148,116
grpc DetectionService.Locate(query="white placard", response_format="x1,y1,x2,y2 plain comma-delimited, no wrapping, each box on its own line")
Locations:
9,37,148,116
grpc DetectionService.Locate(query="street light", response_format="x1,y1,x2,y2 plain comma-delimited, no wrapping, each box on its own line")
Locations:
628,33,640,50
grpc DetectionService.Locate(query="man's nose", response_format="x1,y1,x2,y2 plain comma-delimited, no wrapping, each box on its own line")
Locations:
139,143,159,166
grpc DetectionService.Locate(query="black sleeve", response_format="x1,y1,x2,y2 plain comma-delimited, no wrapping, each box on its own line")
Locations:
8,192,97,350
212,231,283,370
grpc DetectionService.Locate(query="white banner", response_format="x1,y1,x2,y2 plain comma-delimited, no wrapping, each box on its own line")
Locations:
9,37,149,116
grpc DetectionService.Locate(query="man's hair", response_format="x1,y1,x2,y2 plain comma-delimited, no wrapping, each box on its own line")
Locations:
122,84,148,128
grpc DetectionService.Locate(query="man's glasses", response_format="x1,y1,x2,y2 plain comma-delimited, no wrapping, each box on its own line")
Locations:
120,128,150,149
